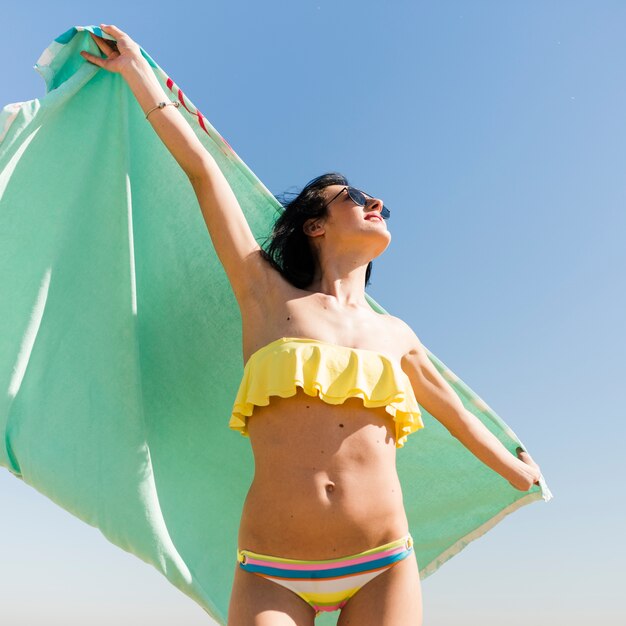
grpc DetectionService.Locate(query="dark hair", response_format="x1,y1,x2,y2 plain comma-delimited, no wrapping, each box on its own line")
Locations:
260,172,373,289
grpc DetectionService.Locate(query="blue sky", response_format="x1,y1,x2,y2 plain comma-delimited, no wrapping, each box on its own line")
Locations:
1,1,624,625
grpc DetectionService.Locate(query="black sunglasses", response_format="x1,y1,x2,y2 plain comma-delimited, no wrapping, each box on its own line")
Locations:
324,186,391,220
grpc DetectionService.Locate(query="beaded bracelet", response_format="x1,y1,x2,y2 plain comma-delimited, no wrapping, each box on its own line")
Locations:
145,101,181,120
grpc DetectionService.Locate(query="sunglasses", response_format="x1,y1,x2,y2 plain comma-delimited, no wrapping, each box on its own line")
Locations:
324,186,391,220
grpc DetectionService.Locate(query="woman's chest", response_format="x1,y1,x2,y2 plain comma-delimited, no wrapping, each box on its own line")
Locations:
240,293,408,365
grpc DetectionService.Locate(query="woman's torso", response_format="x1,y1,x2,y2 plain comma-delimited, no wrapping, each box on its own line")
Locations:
236,271,415,559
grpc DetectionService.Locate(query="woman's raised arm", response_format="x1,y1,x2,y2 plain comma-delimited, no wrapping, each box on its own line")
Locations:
396,320,543,491
81,24,271,303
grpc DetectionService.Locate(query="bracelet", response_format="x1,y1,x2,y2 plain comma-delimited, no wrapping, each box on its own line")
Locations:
145,101,180,120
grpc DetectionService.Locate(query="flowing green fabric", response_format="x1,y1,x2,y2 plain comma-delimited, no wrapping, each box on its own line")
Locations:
0,26,552,625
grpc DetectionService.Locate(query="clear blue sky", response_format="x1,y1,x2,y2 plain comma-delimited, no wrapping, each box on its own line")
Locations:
1,2,624,625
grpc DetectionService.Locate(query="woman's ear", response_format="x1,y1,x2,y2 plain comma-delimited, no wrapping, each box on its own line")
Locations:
303,218,325,237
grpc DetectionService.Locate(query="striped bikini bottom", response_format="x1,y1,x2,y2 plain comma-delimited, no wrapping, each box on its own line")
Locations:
237,533,414,614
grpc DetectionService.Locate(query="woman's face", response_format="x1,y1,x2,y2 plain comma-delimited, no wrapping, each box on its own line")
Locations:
309,185,391,258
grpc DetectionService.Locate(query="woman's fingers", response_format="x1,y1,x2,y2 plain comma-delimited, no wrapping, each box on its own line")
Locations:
80,50,100,66
99,24,128,48
97,24,143,62
80,27,136,73
80,25,144,75
81,38,114,68
88,32,116,57
516,448,541,484
101,24,125,36
518,450,537,469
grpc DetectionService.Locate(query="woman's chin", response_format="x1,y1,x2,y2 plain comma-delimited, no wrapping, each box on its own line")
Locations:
369,232,391,258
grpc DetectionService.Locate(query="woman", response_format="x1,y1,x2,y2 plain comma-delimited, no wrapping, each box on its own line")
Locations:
81,25,542,626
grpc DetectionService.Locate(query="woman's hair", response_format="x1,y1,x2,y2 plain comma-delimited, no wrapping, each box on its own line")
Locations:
260,172,373,289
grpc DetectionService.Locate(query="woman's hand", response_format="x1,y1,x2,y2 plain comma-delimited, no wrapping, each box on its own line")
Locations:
509,447,542,491
80,24,144,76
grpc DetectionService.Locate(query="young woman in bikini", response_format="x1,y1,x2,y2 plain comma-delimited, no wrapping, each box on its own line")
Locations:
81,25,542,626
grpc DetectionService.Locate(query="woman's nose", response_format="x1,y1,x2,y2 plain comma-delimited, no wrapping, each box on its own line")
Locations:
365,196,384,213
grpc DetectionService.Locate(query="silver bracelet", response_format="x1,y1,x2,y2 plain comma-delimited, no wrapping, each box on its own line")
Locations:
145,100,180,120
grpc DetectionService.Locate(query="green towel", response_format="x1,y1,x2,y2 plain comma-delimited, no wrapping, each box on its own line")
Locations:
0,25,552,625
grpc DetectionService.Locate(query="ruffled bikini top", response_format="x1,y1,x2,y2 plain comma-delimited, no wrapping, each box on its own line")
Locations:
229,337,424,448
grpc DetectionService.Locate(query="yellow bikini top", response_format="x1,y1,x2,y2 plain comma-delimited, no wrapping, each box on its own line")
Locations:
229,337,424,448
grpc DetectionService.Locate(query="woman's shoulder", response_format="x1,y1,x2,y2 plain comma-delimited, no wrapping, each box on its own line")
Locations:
379,314,424,356
379,311,414,335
